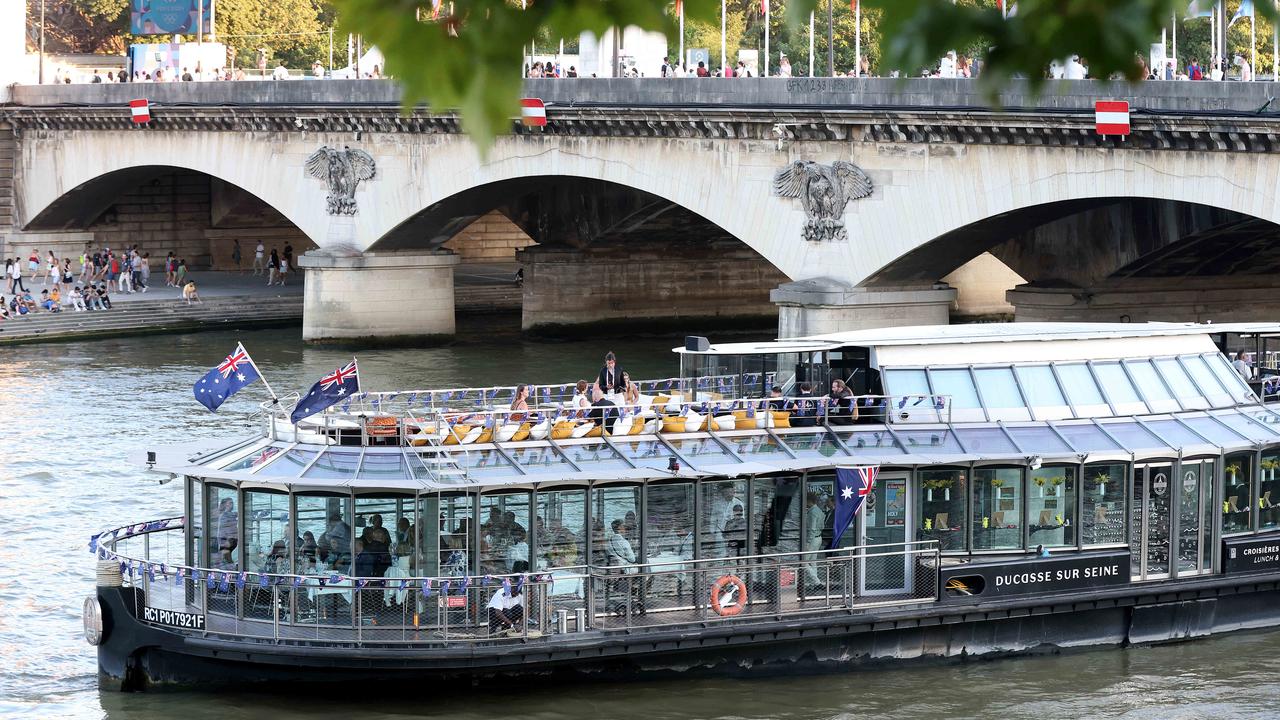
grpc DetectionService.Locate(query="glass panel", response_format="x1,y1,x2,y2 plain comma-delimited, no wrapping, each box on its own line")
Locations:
894,429,966,455
438,493,474,576
1056,363,1106,408
1142,419,1209,449
752,475,801,557
245,490,290,576
252,449,315,478
843,430,905,454
1027,465,1076,549
1177,460,1211,574
725,433,790,457
1214,411,1280,443
1092,362,1142,405
304,451,362,480
1141,465,1173,577
861,475,911,593
1005,425,1073,455
780,432,848,460
221,445,282,472
973,367,1030,419
1053,423,1123,452
1014,366,1068,409
1082,463,1126,546
699,480,747,559
1207,353,1255,402
805,472,849,551
536,488,587,569
505,444,575,475
614,439,678,473
953,427,1019,455
462,449,516,478
1181,415,1252,447
1096,421,1165,451
190,478,204,569
646,483,696,563
916,468,967,552
1155,358,1206,409
1127,360,1175,405
1181,355,1232,406
1262,451,1280,532
295,495,352,576
1223,452,1254,534
928,369,980,409
354,497,405,578
206,485,240,571
560,443,632,472
972,467,1023,551
359,453,408,481
1201,460,1215,571
480,491,532,574
883,368,930,397
593,486,640,566
664,437,733,464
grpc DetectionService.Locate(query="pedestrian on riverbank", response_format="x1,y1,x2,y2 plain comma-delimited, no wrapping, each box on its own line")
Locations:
9,257,26,293
183,280,201,305
140,253,151,291
43,251,57,286
59,259,73,296
232,240,242,273
283,243,294,274
175,259,188,287
253,242,265,275
27,249,38,275
277,256,289,284
164,252,177,287
267,249,280,286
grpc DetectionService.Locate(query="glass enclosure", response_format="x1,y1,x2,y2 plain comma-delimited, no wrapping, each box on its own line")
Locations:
1223,452,1254,534
916,467,967,552
972,467,1023,551
1082,463,1127,546
537,488,587,568
1027,465,1076,549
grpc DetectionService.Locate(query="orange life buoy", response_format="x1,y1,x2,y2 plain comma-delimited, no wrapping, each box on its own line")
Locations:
710,574,747,617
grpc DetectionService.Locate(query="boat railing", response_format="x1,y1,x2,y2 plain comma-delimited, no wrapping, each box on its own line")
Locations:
93,519,940,648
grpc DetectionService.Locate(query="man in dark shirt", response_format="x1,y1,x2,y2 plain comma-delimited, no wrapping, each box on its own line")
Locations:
792,382,817,427
592,351,626,400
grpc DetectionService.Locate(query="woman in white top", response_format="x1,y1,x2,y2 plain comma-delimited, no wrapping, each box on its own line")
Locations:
43,251,57,286
572,379,592,418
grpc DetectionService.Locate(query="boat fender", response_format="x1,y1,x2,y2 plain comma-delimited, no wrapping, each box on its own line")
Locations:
710,574,747,617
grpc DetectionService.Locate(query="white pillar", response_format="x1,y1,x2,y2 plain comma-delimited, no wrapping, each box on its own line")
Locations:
1172,11,1177,74
0,0,28,97
764,0,770,77
720,0,727,74
808,11,815,76
1251,14,1257,80
299,251,460,342
855,0,862,76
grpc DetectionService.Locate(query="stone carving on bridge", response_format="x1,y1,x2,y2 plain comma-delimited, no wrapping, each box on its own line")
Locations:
772,160,873,243
304,146,377,215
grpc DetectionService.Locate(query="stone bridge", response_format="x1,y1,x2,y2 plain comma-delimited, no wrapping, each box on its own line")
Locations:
6,78,1280,341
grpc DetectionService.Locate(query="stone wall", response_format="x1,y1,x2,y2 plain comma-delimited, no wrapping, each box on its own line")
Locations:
442,210,535,262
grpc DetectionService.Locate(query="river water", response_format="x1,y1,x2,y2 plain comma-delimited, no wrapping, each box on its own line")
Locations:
2,326,1279,719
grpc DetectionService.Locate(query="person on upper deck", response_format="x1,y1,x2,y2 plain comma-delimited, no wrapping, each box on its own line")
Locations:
571,379,593,418
510,383,530,420
593,351,626,401
826,379,858,425
767,385,786,410
792,383,818,427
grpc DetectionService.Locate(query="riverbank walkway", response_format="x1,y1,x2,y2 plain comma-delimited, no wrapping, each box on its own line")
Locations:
0,263,521,346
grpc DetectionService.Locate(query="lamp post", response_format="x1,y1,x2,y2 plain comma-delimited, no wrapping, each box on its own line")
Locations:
39,0,45,84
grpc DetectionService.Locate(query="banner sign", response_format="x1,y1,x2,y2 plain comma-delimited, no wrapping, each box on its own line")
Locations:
939,550,1129,603
1223,534,1280,574
142,606,206,630
131,0,214,36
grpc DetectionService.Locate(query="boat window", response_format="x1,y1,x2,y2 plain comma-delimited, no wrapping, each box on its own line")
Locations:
778,431,848,460
1091,362,1144,409
725,433,789,457
1223,453,1254,535
1141,418,1210,449
804,471,854,549
536,488,587,569
295,494,353,576
952,427,1019,455
353,496,407,579
927,368,981,410
457,449,515,478
437,493,475,577
1055,364,1108,416
842,430,906,455
893,428,967,455
221,445,282,472
1180,355,1233,407
593,485,640,566
479,491,532,574
252,448,316,478
752,475,801,557
561,442,632,472
1013,365,1071,420
613,439,678,474
1179,415,1249,447
973,367,1031,421
646,482,696,565
1027,465,1076,549
882,368,930,398
1154,358,1207,409
1244,408,1280,435
700,480,747,559
1051,423,1123,452
1003,425,1073,455
304,451,362,480
1206,353,1256,403
358,452,409,480
244,490,290,584
1123,359,1176,411
1212,410,1280,443
1082,462,1127,546
1096,420,1166,451
1261,451,1280,532
505,444,575,475
972,467,1023,551
206,485,240,572
190,478,204,568
664,437,734,464
916,467,967,553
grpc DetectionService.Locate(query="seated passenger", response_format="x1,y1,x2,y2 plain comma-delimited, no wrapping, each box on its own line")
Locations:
486,583,525,635
506,527,530,572
509,383,530,420
571,379,593,418
791,383,818,427
606,518,636,566
767,386,786,410
826,379,857,425
622,372,640,407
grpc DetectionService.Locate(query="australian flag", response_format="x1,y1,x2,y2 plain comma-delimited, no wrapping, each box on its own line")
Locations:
830,466,878,548
193,343,261,412
290,359,360,424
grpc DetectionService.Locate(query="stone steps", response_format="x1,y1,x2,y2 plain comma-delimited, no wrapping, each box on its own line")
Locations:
0,295,303,345
455,284,522,313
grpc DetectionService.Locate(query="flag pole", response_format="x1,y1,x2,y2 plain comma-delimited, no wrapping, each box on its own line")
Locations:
1274,0,1278,82
678,0,685,71
764,0,770,77
809,10,815,76
1172,10,1178,74
855,0,861,77
1252,8,1258,81
721,0,727,75
238,342,280,405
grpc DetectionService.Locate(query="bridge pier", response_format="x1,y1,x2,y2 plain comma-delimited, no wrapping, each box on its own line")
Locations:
298,250,459,344
1006,276,1280,323
517,243,787,334
771,279,957,338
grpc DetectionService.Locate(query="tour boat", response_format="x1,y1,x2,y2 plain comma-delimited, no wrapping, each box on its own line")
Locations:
86,322,1280,691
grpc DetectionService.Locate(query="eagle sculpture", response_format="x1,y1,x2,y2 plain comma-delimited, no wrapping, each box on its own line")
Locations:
304,146,377,216
772,160,873,242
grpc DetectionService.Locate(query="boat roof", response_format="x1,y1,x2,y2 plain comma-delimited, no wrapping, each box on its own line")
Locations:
674,322,1280,355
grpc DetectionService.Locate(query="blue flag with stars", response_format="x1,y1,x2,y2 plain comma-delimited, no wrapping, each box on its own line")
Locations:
830,466,878,549
193,343,261,412
290,359,360,424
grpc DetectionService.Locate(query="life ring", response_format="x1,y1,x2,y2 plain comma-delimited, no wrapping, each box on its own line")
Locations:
709,574,747,617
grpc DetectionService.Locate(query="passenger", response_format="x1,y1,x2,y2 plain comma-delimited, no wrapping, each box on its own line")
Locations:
326,513,352,556
606,518,636,566
486,582,524,635
352,538,376,577
593,351,627,401
263,540,288,573
826,379,858,425
792,383,818,427
622,372,640,407
300,531,319,561
1233,354,1254,381
722,505,747,557
767,385,786,410
510,383,530,420
506,526,529,572
803,491,826,588
360,514,393,576
395,517,414,561
571,379,593,418
215,497,239,553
